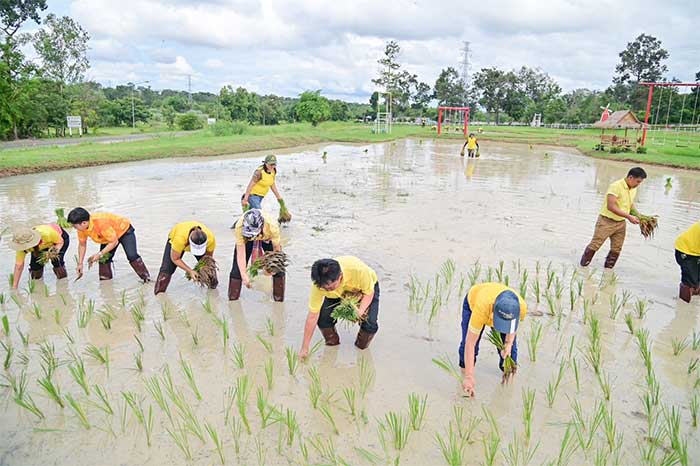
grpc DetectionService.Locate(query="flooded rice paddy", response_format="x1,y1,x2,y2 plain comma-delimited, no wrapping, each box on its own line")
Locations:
0,139,699,465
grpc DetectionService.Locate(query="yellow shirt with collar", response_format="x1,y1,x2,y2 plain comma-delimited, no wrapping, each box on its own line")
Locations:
676,222,700,256
466,283,527,334
600,178,637,221
308,256,378,313
168,221,216,254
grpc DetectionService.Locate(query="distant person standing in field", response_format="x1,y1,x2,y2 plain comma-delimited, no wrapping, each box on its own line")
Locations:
675,221,700,303
579,167,647,269
460,133,479,157
241,154,284,211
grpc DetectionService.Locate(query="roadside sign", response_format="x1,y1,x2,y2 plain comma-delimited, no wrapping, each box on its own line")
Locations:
207,118,216,125
67,116,82,136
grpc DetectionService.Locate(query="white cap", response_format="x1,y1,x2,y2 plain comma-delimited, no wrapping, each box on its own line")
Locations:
189,239,208,256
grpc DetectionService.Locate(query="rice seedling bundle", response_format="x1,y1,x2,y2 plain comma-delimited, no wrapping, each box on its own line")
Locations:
55,208,71,229
330,295,363,325
187,256,218,288
278,199,292,223
37,247,60,265
486,328,516,378
638,214,659,239
248,251,289,279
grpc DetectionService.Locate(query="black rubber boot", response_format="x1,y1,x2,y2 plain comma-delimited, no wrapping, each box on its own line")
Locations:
580,247,596,267
53,266,67,279
30,269,44,280
99,262,113,280
154,272,172,295
129,257,151,282
228,278,242,301
272,275,285,302
354,329,376,350
604,251,620,269
320,327,340,346
680,283,692,303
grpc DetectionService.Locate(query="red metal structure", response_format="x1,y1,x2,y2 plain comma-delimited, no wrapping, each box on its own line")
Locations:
437,106,470,136
639,82,700,146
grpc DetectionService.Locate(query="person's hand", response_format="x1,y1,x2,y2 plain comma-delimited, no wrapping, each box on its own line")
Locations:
501,364,518,384
501,343,513,360
76,262,84,275
188,270,199,281
357,306,368,319
242,274,252,288
88,253,101,265
241,197,249,207
299,346,309,360
462,375,475,398
627,214,640,225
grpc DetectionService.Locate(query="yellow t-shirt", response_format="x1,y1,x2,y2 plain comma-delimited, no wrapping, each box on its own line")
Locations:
250,167,276,197
15,224,62,262
77,213,131,244
308,256,378,313
600,178,637,221
168,221,216,254
676,222,700,256
466,283,527,334
466,137,478,150
234,211,281,247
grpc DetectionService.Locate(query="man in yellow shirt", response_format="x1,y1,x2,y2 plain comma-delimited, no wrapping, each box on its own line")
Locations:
579,167,647,269
9,224,70,288
459,283,527,398
461,133,479,158
67,207,150,282
228,209,285,301
299,256,380,357
675,222,700,303
154,221,217,294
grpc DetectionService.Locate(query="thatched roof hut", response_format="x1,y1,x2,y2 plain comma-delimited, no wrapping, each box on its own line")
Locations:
593,110,642,129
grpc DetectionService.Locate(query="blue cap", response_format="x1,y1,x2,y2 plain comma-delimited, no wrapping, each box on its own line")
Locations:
493,290,520,334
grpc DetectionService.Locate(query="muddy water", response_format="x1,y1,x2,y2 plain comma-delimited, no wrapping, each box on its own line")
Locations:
0,139,699,465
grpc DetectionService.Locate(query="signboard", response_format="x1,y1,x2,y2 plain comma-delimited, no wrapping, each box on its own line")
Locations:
67,116,82,136
207,118,216,125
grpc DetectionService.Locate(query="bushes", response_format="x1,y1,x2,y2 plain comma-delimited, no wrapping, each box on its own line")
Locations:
176,113,204,131
208,120,248,136
636,146,647,154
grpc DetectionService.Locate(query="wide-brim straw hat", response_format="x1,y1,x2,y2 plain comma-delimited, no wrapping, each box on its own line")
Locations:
9,227,41,251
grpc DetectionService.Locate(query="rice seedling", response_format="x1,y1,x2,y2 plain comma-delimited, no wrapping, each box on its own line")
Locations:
432,354,462,383
0,292,4,305
688,358,699,375
671,337,689,356
308,366,322,408
205,421,225,464
504,432,539,466
123,391,154,446
383,410,410,452
596,369,612,401
256,388,279,429
178,353,202,400
69,357,90,396
636,328,653,371
527,321,543,362
256,334,274,353
91,384,113,415
407,392,428,431
308,435,341,465
486,329,516,378
14,392,45,419
143,374,171,421
119,289,128,308
234,374,252,434
545,291,557,317
2,341,14,370
232,342,246,369
14,326,28,347
428,291,442,324
330,296,364,326
519,269,529,299
133,351,143,372
187,256,219,288
52,307,62,325
166,420,193,460
286,346,300,376
624,312,635,335
601,403,622,453
85,344,110,372
190,324,200,346
10,292,21,308
201,295,214,314
340,386,357,418
229,417,243,455
552,423,578,466
65,393,90,429
355,446,383,465
278,407,299,446
31,303,42,320
38,374,64,408
265,316,275,336
571,357,581,392
482,427,501,466
457,275,466,298
468,260,482,286
570,399,604,452
522,387,535,443
1,314,8,337
130,303,145,332
638,214,659,238
154,321,165,340
494,260,505,284
316,402,339,435
264,357,274,390
159,301,171,321
98,307,116,331
38,341,58,377
359,355,375,398
5,370,28,399
646,371,661,405
26,278,36,294
608,293,622,320
435,423,467,466
689,394,698,428
533,277,541,303
545,359,566,408
634,298,649,319
451,405,481,442
133,334,144,352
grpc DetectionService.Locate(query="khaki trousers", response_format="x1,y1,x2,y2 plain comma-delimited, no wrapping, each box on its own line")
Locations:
586,215,626,253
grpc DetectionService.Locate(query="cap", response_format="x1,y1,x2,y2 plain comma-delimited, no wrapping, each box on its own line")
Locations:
9,227,42,251
264,154,277,164
492,290,521,334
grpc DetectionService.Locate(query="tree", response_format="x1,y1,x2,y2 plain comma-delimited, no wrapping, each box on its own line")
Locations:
329,100,348,121
434,67,466,106
371,40,403,112
162,106,176,128
33,14,90,87
68,81,104,133
411,82,432,112
501,71,528,122
295,90,330,126
176,113,203,131
162,95,188,113
614,34,669,84
473,67,509,124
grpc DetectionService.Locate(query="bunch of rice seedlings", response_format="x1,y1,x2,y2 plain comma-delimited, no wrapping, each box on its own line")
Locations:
486,329,516,378
204,421,225,464
545,359,567,408
130,302,145,332
635,328,653,372
571,399,604,452
467,260,482,286
256,388,279,429
179,354,202,400
278,407,299,446
481,427,501,466
234,374,252,434
671,337,689,356
689,394,698,428
330,296,363,325
69,357,90,396
608,293,623,320
248,251,289,279
688,358,699,375
596,369,612,401
527,321,543,362
638,214,659,239
601,404,623,454
552,424,579,466
431,354,462,383
166,420,193,460
37,247,60,265
624,312,635,334
503,432,539,466
585,314,602,375
265,317,275,336
690,330,700,351
37,374,64,408
285,346,299,376
162,368,204,441
65,393,90,429
55,208,71,229
407,393,428,431
382,411,411,452
232,342,246,369
38,341,58,377
359,356,375,398
522,388,536,444
308,366,322,408
308,435,342,465
264,357,274,390
144,375,171,421
13,390,45,419
122,392,154,446
85,344,110,372
228,417,243,454
98,306,117,331
318,402,339,435
341,386,357,417
278,199,292,223
16,327,29,347
187,256,218,288
435,423,467,466
89,384,113,415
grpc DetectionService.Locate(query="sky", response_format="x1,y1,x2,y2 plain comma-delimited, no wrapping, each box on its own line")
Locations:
24,0,700,102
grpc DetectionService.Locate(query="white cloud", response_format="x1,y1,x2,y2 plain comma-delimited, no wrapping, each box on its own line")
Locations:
204,58,225,69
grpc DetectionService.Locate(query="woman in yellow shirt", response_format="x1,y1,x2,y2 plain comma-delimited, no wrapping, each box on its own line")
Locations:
676,222,700,302
241,154,284,210
9,224,70,288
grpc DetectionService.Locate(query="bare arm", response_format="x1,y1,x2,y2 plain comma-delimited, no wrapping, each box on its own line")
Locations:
242,171,262,206
270,182,282,201
12,260,24,289
89,239,119,264
299,311,320,358
170,249,194,275
357,291,375,318
606,194,639,224
461,330,479,397
77,240,87,274
236,244,251,287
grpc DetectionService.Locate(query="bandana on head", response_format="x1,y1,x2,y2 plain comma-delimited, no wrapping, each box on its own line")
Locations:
242,209,264,238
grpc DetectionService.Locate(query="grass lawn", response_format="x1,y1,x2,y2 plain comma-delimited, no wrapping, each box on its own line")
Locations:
1,122,699,177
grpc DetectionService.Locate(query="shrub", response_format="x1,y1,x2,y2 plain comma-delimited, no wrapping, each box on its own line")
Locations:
209,120,248,136
610,146,622,154
636,146,647,154
176,113,204,131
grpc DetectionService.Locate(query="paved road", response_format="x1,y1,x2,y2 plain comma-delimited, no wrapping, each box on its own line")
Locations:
0,131,192,149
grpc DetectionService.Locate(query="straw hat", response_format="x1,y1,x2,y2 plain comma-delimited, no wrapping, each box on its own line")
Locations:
9,227,41,251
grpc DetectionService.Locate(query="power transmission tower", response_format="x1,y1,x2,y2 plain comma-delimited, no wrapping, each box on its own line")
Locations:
187,75,193,107
459,41,471,106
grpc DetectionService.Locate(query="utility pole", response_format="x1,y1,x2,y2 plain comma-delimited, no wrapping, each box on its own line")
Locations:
130,80,150,128
187,75,193,108
460,41,471,106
